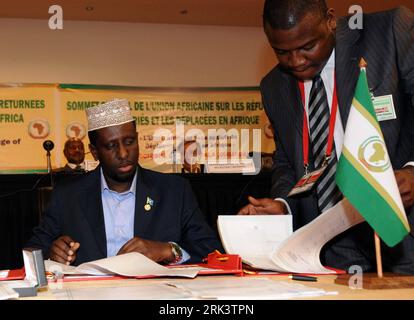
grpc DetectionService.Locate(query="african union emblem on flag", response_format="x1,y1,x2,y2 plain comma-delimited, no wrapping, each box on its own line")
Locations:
335,61,410,247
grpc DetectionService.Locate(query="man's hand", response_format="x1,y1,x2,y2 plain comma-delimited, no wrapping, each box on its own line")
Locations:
49,235,80,265
395,166,414,209
117,237,173,263
238,196,288,215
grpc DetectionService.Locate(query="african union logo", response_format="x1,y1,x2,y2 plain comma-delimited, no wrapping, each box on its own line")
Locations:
28,118,50,139
66,121,86,140
358,136,390,172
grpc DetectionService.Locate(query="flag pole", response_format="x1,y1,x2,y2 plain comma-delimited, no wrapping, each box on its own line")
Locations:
374,232,383,278
359,58,384,279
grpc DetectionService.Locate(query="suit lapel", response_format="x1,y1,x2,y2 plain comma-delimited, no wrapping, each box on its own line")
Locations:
335,18,361,128
290,78,305,137
273,73,303,137
134,166,160,237
83,168,107,257
269,72,307,170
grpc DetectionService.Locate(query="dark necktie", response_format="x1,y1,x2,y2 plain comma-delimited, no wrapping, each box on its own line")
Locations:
308,75,342,212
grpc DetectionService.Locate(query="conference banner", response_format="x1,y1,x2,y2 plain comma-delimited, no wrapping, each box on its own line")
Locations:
0,84,58,173
0,84,275,173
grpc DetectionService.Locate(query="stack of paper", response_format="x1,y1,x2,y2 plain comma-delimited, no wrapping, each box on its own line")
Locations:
218,199,364,274
165,278,336,300
49,278,336,300
0,283,19,300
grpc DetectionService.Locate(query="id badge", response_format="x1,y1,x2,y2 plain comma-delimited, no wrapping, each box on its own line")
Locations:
372,94,396,121
288,166,327,198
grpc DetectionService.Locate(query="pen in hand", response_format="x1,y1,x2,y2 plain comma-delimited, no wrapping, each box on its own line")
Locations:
289,275,317,282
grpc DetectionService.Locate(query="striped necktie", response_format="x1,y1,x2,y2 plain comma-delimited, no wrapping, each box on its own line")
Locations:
308,75,342,213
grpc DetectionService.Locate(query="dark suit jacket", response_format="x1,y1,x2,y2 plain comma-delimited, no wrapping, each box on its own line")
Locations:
260,7,414,271
26,165,222,265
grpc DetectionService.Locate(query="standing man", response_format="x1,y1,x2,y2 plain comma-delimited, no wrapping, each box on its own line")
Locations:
239,0,414,273
27,99,222,265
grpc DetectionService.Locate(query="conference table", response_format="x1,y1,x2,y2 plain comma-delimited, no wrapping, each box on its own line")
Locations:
22,274,414,300
4,272,410,320
0,171,271,270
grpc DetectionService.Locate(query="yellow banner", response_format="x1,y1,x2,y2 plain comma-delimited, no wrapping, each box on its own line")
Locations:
0,84,57,173
0,84,275,173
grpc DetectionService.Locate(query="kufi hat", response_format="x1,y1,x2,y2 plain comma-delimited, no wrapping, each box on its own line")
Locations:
85,99,134,132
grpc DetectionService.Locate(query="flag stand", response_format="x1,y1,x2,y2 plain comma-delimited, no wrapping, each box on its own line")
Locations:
335,231,414,289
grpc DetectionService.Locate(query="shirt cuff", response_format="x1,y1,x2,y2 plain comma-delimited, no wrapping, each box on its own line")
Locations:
404,162,414,168
274,198,292,215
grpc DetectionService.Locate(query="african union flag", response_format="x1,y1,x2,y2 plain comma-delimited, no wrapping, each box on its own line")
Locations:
335,64,410,247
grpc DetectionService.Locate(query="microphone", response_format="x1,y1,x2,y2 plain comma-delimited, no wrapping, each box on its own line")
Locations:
43,140,54,187
234,151,269,210
234,173,260,210
43,140,54,152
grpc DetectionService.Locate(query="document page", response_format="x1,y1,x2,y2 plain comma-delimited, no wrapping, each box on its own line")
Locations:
0,283,19,300
271,199,364,274
217,215,293,270
45,252,198,278
166,277,336,300
52,283,193,300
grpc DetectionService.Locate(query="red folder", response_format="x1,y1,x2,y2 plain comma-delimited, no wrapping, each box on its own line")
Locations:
172,250,243,276
57,274,129,282
0,267,25,281
55,251,244,282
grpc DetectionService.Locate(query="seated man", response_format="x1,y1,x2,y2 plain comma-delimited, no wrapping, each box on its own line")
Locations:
26,99,222,265
55,138,86,173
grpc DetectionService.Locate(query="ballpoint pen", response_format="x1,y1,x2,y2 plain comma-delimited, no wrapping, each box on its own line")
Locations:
289,275,317,282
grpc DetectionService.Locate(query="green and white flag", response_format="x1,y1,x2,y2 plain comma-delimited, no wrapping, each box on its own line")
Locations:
335,67,410,247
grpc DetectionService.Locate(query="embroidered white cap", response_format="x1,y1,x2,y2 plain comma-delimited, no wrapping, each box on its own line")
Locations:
85,99,134,132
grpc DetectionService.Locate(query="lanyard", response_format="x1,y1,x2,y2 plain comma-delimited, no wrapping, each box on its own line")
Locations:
298,76,338,173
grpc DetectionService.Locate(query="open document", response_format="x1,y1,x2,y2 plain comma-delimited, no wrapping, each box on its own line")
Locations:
218,198,364,274
45,252,198,279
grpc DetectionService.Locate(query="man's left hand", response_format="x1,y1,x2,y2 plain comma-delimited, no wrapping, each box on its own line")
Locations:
117,237,173,263
395,166,414,209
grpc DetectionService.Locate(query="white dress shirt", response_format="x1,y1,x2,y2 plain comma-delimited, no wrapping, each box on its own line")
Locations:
100,168,190,263
67,162,85,170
